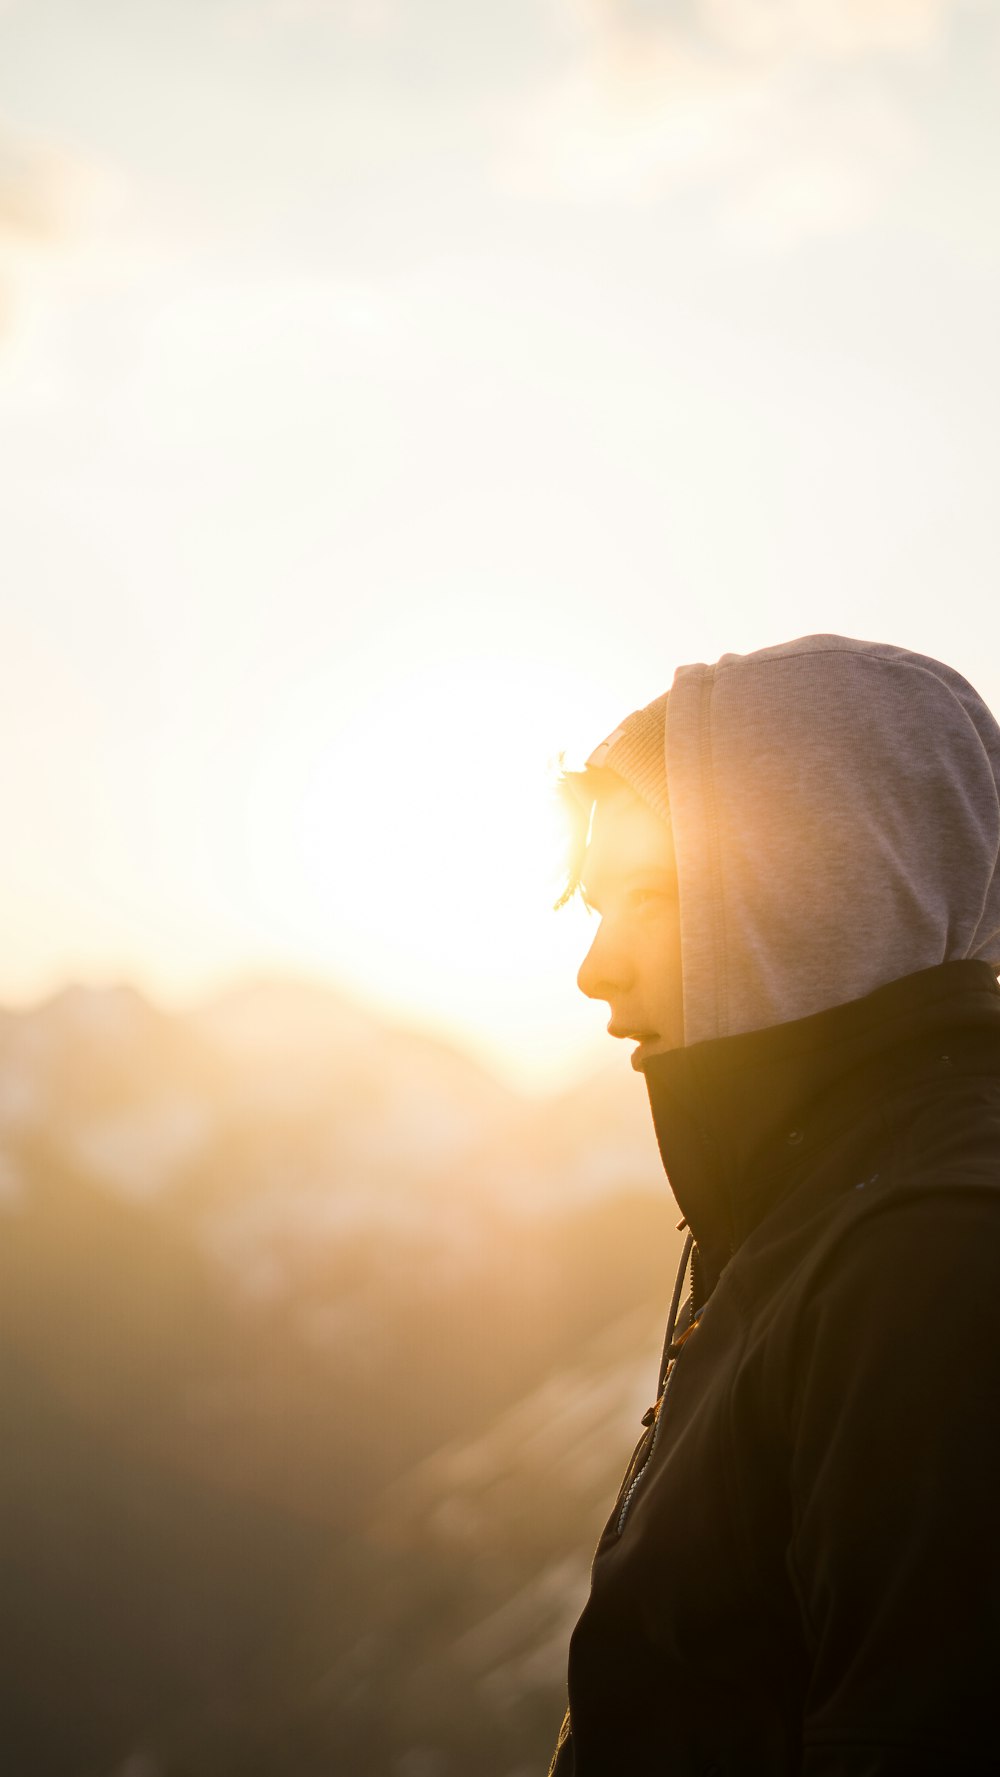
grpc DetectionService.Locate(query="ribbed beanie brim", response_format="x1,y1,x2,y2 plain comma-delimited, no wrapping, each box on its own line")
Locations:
585,692,670,824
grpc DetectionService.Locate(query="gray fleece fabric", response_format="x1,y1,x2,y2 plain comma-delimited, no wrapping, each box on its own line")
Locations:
661,634,1000,1045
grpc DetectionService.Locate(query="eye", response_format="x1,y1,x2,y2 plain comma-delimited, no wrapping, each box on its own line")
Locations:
630,887,664,909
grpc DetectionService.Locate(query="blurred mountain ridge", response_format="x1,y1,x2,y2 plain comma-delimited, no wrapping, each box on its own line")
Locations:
0,973,664,1246
0,975,680,1777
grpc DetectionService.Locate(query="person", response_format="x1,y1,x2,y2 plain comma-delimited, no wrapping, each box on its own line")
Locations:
547,633,1000,1776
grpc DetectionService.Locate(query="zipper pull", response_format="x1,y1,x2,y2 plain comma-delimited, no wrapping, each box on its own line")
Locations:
663,1319,701,1364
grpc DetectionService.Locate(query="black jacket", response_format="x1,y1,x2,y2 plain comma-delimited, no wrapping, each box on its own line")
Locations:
549,959,1000,1776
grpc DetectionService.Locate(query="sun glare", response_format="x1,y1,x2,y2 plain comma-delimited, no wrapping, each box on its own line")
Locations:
233,653,614,1089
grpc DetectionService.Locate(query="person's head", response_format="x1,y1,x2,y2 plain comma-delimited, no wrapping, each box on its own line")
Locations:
559,635,1000,1062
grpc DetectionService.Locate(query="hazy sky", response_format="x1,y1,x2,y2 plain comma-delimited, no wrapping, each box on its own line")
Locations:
1,0,999,1089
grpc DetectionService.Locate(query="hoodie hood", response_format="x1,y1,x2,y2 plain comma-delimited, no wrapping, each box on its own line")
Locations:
630,633,1000,1045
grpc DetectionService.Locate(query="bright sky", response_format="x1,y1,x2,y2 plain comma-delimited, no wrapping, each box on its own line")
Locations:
1,0,1000,1091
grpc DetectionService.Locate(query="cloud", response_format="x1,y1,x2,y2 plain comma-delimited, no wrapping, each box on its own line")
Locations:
720,76,913,246
697,0,963,62
0,129,76,242
0,122,123,340
500,19,762,206
224,0,397,41
496,0,980,237
0,120,117,251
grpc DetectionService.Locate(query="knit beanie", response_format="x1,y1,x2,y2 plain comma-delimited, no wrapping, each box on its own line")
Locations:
585,692,671,824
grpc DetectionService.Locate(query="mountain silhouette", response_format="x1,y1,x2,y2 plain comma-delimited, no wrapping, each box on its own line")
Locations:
0,979,679,1775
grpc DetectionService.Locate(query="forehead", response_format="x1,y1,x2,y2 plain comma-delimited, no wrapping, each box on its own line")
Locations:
581,783,676,899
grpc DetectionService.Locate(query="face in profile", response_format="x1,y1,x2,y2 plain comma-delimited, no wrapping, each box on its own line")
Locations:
576,779,683,1066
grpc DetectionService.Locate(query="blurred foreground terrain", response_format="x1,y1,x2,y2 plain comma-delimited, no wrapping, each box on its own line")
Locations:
0,982,681,1777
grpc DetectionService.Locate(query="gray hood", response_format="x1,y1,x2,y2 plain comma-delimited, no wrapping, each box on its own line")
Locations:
663,634,1000,1044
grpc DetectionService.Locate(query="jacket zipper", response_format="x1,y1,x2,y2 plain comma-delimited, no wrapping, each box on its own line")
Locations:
615,1316,700,1535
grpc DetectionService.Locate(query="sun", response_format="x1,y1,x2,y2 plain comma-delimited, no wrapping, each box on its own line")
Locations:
234,651,620,1089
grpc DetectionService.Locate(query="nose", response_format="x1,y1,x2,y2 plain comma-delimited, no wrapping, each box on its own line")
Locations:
577,917,631,1002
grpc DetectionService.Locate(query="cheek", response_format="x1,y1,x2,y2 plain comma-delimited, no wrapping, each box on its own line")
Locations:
642,919,682,1000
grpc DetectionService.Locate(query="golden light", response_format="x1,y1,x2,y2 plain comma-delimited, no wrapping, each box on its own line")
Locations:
235,651,617,1090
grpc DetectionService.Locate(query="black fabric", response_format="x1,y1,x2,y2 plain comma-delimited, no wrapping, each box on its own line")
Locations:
548,960,1000,1776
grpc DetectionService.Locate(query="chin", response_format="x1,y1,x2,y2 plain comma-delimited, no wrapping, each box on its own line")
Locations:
630,1036,674,1070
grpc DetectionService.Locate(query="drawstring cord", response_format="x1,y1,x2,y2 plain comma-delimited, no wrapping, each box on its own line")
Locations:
639,1228,696,1428
657,1227,694,1395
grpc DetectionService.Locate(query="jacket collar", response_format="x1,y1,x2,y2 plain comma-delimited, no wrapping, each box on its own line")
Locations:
639,959,1000,1284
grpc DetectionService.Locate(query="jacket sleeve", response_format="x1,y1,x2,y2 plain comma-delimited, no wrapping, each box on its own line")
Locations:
788,1189,1000,1777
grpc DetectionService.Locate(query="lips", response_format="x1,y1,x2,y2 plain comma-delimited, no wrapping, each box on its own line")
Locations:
608,1024,660,1053
605,1028,663,1073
